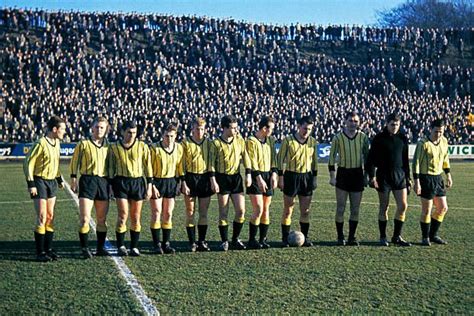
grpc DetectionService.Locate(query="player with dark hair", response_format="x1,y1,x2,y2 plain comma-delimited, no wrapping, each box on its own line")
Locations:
328,111,369,246
366,113,411,247
181,117,213,252
149,123,184,254
413,118,453,246
70,117,112,258
108,120,152,256
246,116,278,249
277,115,318,247
209,115,251,251
24,116,66,262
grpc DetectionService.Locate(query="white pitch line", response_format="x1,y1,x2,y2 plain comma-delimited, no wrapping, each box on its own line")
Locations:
63,182,159,316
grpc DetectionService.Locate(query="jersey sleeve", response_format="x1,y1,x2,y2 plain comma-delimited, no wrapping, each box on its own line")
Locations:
276,138,288,176
270,137,278,173
412,141,423,179
241,137,251,175
311,139,318,176
143,143,153,183
69,140,83,178
176,144,185,178
365,136,377,179
208,139,217,176
23,141,42,187
328,135,339,171
107,145,116,180
246,138,260,175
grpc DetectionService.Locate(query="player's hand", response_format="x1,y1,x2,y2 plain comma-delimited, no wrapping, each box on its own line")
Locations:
414,179,421,196
29,187,38,196
368,177,378,189
313,176,318,189
329,176,336,187
278,176,284,190
210,177,220,193
181,181,190,195
246,174,252,188
175,182,181,196
270,173,278,189
70,178,78,193
256,175,267,192
146,184,153,200
152,184,160,199
445,173,453,189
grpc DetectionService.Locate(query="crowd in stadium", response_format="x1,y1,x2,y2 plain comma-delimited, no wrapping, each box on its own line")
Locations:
1,8,472,144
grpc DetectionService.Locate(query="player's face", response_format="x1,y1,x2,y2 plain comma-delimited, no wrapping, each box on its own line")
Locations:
262,122,275,137
297,123,313,139
345,115,360,132
223,122,238,138
122,127,137,143
192,124,206,140
431,126,445,142
53,123,67,140
163,130,177,146
92,121,108,140
386,120,400,135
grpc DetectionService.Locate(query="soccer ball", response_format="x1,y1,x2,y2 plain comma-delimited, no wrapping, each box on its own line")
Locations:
288,230,305,247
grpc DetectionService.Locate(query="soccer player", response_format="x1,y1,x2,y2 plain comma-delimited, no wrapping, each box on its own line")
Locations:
277,115,318,247
149,124,184,254
181,118,213,252
24,116,66,262
70,117,111,258
246,116,278,249
413,118,453,246
366,113,411,247
328,111,369,246
108,121,152,256
209,115,251,251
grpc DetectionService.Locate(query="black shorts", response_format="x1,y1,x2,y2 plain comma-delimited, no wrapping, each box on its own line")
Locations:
376,168,407,193
283,171,314,197
216,173,244,195
152,178,178,199
31,177,58,199
336,167,364,192
419,174,446,200
112,176,146,201
79,175,109,200
185,173,213,198
247,171,274,196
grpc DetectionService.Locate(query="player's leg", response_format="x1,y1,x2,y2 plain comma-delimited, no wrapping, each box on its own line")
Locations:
391,189,411,246
248,194,263,249
129,200,143,256
197,196,211,251
298,194,313,246
94,200,110,256
33,198,49,261
44,196,59,259
78,197,94,258
184,194,198,252
217,193,231,250
259,195,272,248
377,190,390,246
420,197,433,245
281,194,295,247
335,188,348,245
115,198,130,255
230,193,246,250
430,196,448,244
150,197,163,254
347,191,362,246
161,198,176,254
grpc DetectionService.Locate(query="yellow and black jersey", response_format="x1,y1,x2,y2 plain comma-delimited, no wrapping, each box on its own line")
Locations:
412,136,450,178
208,135,251,175
23,137,61,187
108,140,152,181
328,131,369,171
277,134,318,175
246,135,277,174
70,138,109,178
150,142,184,179
182,137,211,174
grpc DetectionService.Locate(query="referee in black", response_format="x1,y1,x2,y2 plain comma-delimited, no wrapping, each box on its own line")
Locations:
366,113,412,247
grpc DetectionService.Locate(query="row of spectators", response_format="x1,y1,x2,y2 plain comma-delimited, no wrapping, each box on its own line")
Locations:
0,8,472,144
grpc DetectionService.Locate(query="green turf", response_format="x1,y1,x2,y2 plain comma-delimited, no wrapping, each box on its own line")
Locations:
0,162,473,313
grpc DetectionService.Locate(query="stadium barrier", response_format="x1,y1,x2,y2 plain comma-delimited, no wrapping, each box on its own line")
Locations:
1,143,473,160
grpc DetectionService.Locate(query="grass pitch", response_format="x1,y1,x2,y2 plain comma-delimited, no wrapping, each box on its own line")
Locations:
0,162,473,313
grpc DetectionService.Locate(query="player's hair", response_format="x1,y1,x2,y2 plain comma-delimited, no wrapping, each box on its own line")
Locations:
345,111,360,120
221,115,238,128
164,123,178,133
258,116,275,130
121,120,137,131
47,116,65,131
92,116,109,126
431,118,446,128
192,117,206,127
298,115,314,126
386,113,401,123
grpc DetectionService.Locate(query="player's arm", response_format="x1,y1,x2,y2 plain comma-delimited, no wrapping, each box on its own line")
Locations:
270,137,278,189
311,139,318,189
276,137,288,190
208,140,219,193
176,144,185,196
69,141,83,193
241,138,252,188
443,140,452,188
143,143,153,199
23,142,42,195
412,141,423,195
246,138,265,191
361,135,370,187
328,136,338,186
402,136,411,188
